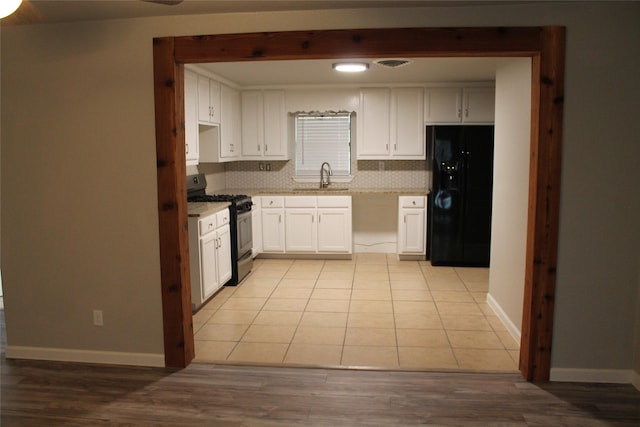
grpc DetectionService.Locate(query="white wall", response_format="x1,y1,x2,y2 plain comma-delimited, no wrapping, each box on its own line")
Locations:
487,58,532,341
1,2,639,377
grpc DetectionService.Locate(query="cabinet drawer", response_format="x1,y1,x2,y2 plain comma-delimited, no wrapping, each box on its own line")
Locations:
261,196,284,208
198,214,217,236
399,196,426,208
216,208,230,227
317,195,351,208
285,196,317,208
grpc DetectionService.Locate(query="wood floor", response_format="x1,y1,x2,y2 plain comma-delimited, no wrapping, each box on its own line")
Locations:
1,358,639,426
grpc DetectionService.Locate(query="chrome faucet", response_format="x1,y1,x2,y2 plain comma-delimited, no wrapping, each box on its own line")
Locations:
320,162,333,188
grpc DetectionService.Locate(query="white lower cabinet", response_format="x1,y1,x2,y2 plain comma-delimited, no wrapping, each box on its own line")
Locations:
398,196,427,259
189,208,232,310
256,195,352,256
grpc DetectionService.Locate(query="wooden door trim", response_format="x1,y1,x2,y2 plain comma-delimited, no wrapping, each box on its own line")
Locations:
152,27,565,381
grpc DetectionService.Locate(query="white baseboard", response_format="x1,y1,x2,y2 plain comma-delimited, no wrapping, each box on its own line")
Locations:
6,345,165,367
486,293,521,343
550,368,633,384
633,370,640,391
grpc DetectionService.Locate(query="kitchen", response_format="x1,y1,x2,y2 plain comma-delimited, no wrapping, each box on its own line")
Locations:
184,55,521,370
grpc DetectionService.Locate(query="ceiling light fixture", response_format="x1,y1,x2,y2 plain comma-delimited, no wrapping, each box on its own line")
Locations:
332,62,369,73
0,0,22,19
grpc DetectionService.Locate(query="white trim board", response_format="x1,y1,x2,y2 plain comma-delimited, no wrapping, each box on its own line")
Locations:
550,368,633,384
6,346,165,367
486,292,521,344
633,370,640,391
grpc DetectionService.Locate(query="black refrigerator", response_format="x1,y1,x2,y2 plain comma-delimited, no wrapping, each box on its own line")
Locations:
428,125,494,267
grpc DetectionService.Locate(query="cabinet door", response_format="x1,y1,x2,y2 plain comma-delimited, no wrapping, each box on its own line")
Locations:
358,88,390,158
261,210,285,252
220,84,240,159
216,224,232,286
241,91,263,157
391,88,425,158
285,209,317,252
200,232,219,300
462,88,495,123
184,70,199,165
263,90,288,158
399,209,426,254
425,88,462,123
197,76,220,124
317,209,352,253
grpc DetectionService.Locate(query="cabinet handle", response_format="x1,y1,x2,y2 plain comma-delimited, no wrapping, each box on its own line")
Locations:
412,201,416,205
394,143,397,152
258,144,261,152
404,214,407,224
312,215,314,223
465,108,469,117
386,144,389,151
318,214,321,224
457,109,462,118
265,144,268,152
185,144,189,154
279,214,282,223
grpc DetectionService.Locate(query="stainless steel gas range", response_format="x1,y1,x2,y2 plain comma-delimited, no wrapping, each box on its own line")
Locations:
187,174,253,286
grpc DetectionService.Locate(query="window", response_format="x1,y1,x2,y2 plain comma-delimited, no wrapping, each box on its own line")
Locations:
294,111,352,177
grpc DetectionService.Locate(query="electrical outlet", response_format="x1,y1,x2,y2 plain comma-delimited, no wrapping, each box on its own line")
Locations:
93,309,104,326
266,163,271,171
258,163,265,171
379,161,385,171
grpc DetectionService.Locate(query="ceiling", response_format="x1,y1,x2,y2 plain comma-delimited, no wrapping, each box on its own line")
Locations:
198,58,499,87
5,1,547,26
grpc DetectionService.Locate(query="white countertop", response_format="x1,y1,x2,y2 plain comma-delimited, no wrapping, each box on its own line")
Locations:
187,201,231,218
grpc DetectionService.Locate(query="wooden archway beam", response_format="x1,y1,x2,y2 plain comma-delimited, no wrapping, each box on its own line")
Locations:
152,26,565,381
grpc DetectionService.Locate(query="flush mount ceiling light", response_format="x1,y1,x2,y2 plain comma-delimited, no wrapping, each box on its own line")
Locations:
0,0,22,19
332,62,369,73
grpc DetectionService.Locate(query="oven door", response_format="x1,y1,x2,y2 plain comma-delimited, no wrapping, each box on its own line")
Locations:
236,210,253,257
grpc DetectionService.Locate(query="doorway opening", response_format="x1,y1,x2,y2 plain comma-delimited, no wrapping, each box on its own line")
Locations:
152,27,565,381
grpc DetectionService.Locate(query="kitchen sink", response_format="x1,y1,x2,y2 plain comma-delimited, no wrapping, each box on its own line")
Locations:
291,188,349,193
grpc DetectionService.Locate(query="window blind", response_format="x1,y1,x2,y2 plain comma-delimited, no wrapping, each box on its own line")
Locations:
294,112,352,176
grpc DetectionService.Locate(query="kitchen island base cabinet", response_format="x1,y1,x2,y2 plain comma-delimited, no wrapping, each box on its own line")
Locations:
397,196,427,261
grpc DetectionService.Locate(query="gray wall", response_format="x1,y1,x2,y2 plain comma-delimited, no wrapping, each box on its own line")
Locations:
2,2,639,379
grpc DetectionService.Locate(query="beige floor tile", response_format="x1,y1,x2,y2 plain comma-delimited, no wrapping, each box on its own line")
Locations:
349,300,393,313
355,264,388,273
436,302,485,316
354,271,390,281
389,272,426,282
305,299,350,313
271,287,313,299
471,292,488,303
388,263,422,273
195,323,249,341
477,302,495,316
352,279,390,290
290,259,325,270
322,260,356,272
454,267,489,282
431,290,474,303
221,297,267,311
262,298,309,312
310,289,351,300
395,312,443,329
194,341,237,362
315,279,353,289
393,301,438,315
447,330,504,349
283,270,321,280
464,281,489,293
292,326,346,345
258,259,294,269
345,327,396,346
487,316,508,332
208,309,258,325
348,312,395,328
390,280,428,290
508,349,520,364
355,253,388,264
250,270,286,280
299,312,348,328
284,344,343,366
396,329,450,348
227,342,288,363
342,345,399,367
391,289,433,301
351,289,392,301
252,310,303,326
239,276,281,289
231,284,275,298
440,315,493,331
241,324,297,343
318,271,354,281
276,278,317,289
398,347,459,369
192,308,216,327
496,331,520,350
454,348,518,371
427,280,467,291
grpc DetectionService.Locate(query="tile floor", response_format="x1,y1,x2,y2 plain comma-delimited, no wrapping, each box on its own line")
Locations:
193,253,520,372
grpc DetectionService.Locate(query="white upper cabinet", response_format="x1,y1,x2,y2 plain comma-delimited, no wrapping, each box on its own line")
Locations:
358,87,425,160
241,90,288,160
425,87,495,124
184,70,199,166
219,84,241,160
197,75,221,124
